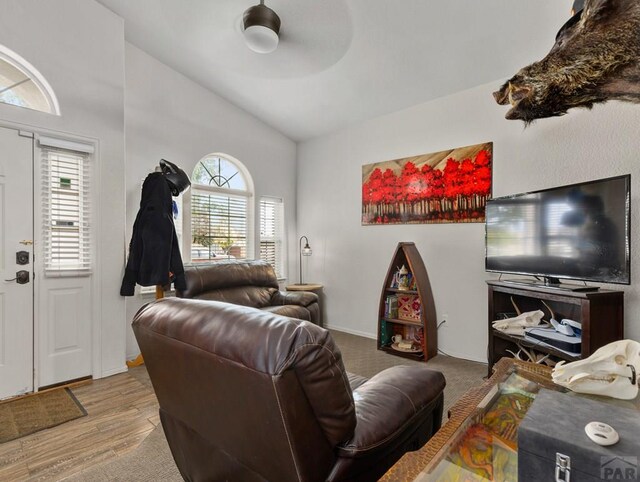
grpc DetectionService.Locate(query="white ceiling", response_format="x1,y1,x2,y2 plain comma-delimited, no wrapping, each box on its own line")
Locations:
97,0,570,141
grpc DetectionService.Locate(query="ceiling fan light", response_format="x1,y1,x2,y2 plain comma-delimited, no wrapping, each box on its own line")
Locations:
243,2,281,54
244,25,279,53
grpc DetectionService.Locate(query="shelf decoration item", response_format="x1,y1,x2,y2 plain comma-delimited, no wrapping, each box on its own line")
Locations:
377,242,437,361
362,142,492,225
552,340,640,400
391,343,422,353
396,265,411,290
398,294,421,322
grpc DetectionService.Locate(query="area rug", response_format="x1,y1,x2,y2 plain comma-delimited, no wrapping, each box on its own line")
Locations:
329,330,487,414
67,332,486,481
0,387,87,443
67,423,182,482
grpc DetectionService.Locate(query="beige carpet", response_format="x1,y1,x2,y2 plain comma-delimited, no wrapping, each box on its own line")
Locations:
0,387,86,443
68,330,486,481
330,330,487,414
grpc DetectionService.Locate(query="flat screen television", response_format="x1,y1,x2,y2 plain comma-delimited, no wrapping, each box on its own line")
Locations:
485,175,630,287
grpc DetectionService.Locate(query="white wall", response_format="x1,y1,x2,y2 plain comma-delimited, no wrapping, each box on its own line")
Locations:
0,0,126,377
124,44,297,358
297,81,640,362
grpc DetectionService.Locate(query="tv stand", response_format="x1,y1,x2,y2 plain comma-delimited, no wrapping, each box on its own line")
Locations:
487,280,624,376
501,277,600,293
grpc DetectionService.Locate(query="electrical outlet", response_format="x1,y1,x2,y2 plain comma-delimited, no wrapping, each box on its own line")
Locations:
439,313,448,328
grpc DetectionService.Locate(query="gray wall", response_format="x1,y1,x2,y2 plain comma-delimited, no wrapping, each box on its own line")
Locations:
0,0,126,376
124,44,298,358
297,80,640,362
5,0,637,367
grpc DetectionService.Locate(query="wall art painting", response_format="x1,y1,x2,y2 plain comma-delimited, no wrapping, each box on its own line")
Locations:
362,142,492,225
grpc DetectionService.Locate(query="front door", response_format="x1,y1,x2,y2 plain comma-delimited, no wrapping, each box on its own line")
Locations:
0,126,34,399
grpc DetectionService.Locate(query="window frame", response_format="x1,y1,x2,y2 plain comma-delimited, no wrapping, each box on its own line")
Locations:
0,44,60,115
184,154,255,263
259,196,286,280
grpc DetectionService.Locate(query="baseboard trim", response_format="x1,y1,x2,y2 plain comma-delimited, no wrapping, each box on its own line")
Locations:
436,349,486,364
99,365,128,379
325,323,486,364
324,323,377,340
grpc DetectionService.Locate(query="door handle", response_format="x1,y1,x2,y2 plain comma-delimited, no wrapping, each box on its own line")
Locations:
5,270,30,284
19,240,33,246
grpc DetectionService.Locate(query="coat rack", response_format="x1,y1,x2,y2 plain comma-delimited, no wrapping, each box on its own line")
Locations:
126,285,164,367
123,159,191,369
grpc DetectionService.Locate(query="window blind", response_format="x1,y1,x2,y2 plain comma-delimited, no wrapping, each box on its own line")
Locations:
260,197,285,278
191,190,248,261
41,147,92,274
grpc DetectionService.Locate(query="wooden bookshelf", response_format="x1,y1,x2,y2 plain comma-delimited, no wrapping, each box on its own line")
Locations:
377,242,437,361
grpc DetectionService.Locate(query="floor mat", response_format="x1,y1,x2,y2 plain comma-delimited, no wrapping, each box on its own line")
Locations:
0,387,87,443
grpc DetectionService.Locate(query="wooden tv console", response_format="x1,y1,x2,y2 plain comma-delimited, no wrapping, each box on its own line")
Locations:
487,280,624,376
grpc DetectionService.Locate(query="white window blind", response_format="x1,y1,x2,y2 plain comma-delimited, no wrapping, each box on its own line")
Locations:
191,190,248,261
260,197,285,278
41,147,92,274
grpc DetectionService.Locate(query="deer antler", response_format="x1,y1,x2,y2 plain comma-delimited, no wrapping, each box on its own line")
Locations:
506,348,523,360
541,300,555,320
510,296,522,316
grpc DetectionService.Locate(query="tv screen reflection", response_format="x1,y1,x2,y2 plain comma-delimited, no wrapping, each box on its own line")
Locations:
485,176,630,284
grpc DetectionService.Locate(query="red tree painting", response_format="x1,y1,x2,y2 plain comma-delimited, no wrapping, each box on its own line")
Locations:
362,142,492,224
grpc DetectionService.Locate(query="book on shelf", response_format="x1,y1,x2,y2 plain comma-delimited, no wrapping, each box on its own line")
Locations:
384,295,398,318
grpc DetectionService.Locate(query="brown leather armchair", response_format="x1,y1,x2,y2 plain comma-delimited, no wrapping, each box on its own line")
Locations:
133,298,446,482
177,259,320,324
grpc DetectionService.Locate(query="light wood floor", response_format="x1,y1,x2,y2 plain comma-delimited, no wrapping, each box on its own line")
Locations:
0,368,159,481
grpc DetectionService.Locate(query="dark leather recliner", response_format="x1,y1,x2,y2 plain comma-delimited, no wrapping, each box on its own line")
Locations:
133,298,446,482
176,259,321,324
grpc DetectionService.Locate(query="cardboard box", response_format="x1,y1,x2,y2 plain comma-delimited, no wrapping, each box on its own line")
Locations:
518,389,640,482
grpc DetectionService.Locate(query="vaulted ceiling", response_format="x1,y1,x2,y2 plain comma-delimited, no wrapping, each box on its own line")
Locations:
97,0,569,141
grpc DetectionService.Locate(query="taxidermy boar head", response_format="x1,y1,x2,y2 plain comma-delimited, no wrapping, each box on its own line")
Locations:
552,340,640,400
493,0,640,122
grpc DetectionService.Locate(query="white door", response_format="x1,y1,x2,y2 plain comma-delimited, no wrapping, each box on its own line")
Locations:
35,141,93,387
0,126,34,399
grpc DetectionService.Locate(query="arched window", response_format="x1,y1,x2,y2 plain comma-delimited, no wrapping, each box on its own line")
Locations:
0,44,60,115
187,154,254,262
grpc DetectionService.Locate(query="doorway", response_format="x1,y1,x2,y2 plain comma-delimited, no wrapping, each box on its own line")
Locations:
0,125,94,399
0,125,34,399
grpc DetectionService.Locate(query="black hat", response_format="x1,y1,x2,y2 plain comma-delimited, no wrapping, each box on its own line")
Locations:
159,159,191,196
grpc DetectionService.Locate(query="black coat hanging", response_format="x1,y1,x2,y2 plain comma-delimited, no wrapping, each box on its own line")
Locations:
120,172,186,296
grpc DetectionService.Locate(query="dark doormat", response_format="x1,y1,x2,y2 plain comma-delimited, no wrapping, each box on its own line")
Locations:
0,387,87,443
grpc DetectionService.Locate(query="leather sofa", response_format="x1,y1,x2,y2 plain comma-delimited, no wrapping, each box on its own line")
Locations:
133,298,446,482
176,259,320,324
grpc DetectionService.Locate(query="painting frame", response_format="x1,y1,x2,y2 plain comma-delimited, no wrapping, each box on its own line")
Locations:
362,142,493,225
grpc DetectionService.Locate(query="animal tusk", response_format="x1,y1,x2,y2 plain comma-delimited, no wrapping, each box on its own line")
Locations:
507,83,532,106
492,81,511,105
628,364,637,385
508,83,516,106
